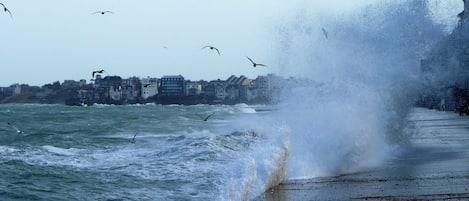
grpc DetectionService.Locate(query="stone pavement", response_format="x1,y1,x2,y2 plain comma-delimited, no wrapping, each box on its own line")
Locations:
254,108,469,201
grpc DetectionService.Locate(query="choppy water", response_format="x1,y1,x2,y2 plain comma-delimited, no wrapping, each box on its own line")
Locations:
0,1,461,201
0,104,289,201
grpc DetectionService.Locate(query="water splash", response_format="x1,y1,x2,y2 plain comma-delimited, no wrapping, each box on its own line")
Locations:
274,0,451,178
215,1,458,199
217,126,290,201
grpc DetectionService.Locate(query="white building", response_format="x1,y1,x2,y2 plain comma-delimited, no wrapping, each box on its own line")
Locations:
185,81,202,96
141,77,158,99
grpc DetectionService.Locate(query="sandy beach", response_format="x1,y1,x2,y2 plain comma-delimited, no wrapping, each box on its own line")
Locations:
254,108,469,201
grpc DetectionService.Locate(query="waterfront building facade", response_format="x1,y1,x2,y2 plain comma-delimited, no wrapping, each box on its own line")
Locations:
141,77,158,100
160,75,185,96
185,81,202,96
0,73,284,105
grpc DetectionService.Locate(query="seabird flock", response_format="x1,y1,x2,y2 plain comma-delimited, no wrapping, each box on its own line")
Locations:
0,2,311,144
0,2,278,69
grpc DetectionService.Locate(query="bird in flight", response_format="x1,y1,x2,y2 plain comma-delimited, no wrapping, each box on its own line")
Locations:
130,131,138,144
0,3,12,19
321,27,328,39
198,112,216,122
93,11,113,15
7,122,24,134
201,46,221,56
92,69,106,78
246,56,267,67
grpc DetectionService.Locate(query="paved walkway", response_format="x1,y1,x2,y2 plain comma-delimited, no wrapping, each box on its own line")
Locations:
255,108,469,201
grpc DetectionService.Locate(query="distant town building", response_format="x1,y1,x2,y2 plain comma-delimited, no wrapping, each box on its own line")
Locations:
62,80,81,89
13,84,21,95
185,81,202,96
0,86,14,100
208,79,227,102
160,75,185,96
93,76,124,104
109,86,123,102
100,76,123,89
225,75,251,101
93,75,103,87
123,77,141,103
141,77,158,99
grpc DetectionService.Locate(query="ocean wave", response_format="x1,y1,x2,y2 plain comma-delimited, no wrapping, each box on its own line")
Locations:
41,145,85,156
270,0,448,181
218,126,290,201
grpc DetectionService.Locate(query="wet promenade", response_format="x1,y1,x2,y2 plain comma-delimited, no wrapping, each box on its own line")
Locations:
255,108,469,201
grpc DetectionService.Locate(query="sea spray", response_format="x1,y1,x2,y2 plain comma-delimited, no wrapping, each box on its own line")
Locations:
273,0,449,179
277,79,391,178
217,1,453,198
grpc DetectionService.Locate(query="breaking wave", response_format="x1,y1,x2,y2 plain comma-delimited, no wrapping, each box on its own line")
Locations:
273,0,451,179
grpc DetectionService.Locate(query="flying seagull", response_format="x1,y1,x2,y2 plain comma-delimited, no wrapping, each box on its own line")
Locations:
201,46,221,56
93,11,113,15
7,122,24,134
321,27,328,39
246,56,267,67
130,131,138,144
0,3,12,19
198,112,216,122
92,69,106,78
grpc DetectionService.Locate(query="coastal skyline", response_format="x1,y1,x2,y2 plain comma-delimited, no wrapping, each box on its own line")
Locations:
0,0,462,87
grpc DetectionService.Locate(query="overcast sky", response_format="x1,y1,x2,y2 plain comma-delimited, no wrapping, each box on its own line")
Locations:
0,0,462,86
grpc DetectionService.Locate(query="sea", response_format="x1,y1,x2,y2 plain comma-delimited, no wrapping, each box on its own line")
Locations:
0,103,289,201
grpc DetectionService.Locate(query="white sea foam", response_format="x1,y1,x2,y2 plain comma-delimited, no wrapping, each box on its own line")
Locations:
92,103,116,107
41,145,84,156
240,107,257,114
0,145,20,154
222,104,257,114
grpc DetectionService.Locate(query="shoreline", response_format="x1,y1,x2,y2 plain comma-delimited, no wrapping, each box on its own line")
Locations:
254,108,469,201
